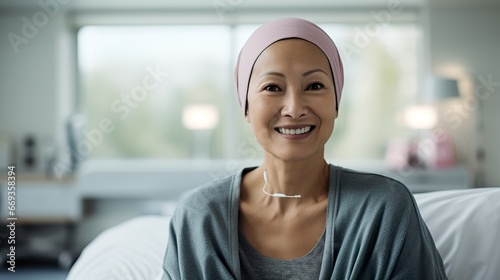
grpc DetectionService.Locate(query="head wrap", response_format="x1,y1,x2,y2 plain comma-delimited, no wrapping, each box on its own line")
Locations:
235,18,344,115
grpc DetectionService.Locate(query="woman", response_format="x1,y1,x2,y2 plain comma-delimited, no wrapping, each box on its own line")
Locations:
162,18,447,279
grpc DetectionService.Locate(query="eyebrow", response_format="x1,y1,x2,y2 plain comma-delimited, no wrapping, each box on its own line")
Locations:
303,69,328,77
258,69,328,79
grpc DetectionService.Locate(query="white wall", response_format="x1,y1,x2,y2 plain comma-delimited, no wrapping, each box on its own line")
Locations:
426,4,500,186
0,9,74,173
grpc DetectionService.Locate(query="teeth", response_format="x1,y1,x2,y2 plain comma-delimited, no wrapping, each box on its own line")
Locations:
278,126,311,135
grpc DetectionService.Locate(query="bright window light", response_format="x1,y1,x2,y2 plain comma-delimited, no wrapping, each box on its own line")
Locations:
182,104,219,130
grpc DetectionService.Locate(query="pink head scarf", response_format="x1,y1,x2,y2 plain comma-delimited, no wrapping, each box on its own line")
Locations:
235,18,344,115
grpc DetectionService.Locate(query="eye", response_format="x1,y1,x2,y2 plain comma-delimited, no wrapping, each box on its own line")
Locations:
263,84,281,92
306,82,324,91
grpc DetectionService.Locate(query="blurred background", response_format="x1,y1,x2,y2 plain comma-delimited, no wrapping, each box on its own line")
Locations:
0,0,499,278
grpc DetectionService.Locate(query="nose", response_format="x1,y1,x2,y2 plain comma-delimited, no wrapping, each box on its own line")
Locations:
281,89,308,119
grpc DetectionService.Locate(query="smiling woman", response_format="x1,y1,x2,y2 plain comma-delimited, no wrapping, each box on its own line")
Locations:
161,18,447,280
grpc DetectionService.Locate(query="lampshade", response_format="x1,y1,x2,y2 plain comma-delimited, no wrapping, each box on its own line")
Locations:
424,75,461,102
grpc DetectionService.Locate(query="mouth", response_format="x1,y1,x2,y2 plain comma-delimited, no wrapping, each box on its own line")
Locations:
274,125,315,135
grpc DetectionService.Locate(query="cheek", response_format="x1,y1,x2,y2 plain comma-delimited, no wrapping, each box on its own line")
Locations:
247,97,278,144
247,93,274,121
314,94,336,115
315,100,337,133
246,98,264,128
321,115,335,136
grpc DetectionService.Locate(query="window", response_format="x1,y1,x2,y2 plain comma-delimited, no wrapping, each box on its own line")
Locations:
78,25,231,159
77,22,420,161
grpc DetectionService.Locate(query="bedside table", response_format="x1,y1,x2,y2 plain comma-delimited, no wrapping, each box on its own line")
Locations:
0,174,81,269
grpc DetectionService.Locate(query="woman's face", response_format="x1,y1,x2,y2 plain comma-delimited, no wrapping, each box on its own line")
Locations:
246,39,337,162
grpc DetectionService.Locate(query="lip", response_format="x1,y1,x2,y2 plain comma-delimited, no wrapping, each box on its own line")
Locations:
274,125,315,140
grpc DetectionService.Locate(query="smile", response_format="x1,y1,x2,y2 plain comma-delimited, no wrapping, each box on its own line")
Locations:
275,126,314,135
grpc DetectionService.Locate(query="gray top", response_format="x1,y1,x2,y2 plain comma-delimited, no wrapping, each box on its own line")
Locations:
239,230,325,280
162,164,448,280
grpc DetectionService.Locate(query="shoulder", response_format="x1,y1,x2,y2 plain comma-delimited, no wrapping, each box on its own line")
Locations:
332,166,424,238
174,173,236,215
336,166,411,196
334,165,415,211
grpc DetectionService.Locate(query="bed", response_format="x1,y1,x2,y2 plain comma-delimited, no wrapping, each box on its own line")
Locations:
67,187,500,280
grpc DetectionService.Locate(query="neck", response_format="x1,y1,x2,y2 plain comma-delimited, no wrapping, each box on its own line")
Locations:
259,152,330,203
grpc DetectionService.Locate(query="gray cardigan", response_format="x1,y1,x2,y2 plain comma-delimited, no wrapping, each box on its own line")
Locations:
162,165,447,279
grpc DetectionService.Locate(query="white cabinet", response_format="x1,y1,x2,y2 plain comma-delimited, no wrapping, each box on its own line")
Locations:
0,175,81,222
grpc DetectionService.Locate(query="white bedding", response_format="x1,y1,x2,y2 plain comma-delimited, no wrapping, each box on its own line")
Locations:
66,216,171,280
67,188,500,280
415,188,500,280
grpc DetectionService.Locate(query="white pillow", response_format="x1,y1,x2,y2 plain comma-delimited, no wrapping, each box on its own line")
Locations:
66,215,170,280
414,188,500,280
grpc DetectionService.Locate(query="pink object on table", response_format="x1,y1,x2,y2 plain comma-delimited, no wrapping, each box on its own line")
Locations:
428,130,455,169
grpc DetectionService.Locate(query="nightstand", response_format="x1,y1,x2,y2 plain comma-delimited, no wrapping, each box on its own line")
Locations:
0,174,81,269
